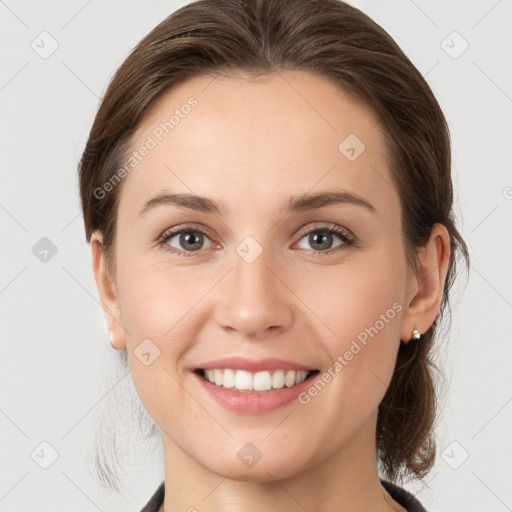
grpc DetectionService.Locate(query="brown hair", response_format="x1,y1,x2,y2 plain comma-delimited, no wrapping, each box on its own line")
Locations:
79,0,469,487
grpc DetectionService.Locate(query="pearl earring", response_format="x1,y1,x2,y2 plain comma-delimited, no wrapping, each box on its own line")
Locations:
109,330,115,347
411,329,422,342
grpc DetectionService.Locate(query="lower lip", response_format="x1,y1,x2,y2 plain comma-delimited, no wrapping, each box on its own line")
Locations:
193,371,318,414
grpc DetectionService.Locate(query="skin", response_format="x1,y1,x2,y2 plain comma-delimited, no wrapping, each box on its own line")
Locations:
91,71,450,512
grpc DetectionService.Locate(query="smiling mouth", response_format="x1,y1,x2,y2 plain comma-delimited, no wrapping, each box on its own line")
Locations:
194,368,320,393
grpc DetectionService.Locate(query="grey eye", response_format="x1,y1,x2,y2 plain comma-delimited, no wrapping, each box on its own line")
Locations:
166,230,213,252
296,230,345,251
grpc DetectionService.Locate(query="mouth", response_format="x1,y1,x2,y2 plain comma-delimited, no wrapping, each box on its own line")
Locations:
193,368,321,393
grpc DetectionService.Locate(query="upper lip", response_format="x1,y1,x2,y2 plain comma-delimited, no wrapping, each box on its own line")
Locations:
196,357,318,372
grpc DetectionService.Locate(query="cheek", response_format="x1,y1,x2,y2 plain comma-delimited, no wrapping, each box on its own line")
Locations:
304,252,405,395
120,273,176,338
115,255,201,375
117,243,201,332
116,261,202,428
300,252,404,340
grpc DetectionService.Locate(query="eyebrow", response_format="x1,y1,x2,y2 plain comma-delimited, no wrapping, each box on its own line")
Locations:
138,190,376,217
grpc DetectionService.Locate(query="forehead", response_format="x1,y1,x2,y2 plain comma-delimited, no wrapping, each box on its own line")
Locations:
119,70,398,223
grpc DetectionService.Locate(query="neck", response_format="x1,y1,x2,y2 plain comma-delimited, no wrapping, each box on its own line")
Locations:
160,412,405,512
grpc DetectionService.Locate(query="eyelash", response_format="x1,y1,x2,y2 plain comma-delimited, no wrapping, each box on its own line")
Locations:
157,222,355,258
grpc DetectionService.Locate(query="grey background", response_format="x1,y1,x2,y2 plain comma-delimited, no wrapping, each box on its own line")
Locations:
1,1,511,511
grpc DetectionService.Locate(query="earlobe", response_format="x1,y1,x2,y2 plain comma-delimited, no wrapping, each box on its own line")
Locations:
90,231,126,350
401,223,451,343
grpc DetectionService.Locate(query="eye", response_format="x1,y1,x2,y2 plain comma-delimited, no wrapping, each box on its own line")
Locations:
158,222,354,257
159,226,214,256
295,223,354,255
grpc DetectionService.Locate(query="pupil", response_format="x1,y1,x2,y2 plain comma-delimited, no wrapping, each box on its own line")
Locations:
311,232,331,250
181,231,202,250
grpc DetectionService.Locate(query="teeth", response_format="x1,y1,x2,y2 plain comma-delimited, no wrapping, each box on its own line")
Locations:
202,369,311,392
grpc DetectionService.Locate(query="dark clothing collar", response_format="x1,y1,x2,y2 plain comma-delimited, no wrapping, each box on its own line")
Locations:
140,479,427,511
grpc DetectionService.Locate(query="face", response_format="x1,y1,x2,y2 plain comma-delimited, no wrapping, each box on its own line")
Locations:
98,71,420,480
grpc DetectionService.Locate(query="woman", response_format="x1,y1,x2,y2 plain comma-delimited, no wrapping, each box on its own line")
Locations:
79,0,469,510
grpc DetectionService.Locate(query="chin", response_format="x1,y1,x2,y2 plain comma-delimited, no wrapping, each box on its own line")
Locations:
198,448,311,482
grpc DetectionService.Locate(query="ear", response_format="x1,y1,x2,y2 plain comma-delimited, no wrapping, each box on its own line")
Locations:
400,223,451,344
90,231,126,350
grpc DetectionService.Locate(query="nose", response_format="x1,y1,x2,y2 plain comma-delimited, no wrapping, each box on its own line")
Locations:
214,246,294,339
